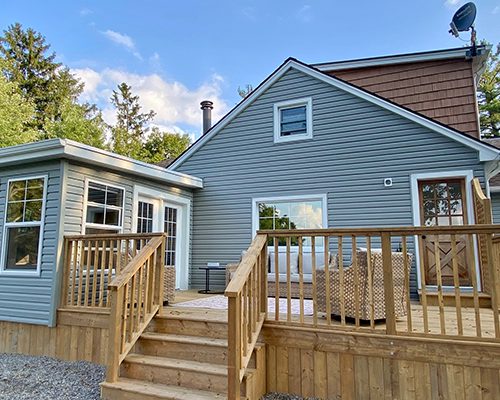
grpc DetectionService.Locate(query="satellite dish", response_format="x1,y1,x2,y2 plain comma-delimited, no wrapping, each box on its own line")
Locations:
449,2,477,37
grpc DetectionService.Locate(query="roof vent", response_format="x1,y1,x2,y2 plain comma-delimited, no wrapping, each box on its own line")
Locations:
200,100,214,135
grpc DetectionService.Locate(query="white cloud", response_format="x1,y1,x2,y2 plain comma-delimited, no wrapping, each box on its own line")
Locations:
101,30,142,60
493,5,500,14
296,5,312,23
72,68,230,136
79,8,92,16
444,0,463,8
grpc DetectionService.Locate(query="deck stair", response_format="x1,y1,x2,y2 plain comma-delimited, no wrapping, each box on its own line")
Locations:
101,307,266,400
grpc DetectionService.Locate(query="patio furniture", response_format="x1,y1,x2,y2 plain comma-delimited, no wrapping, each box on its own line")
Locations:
316,249,412,320
198,263,226,294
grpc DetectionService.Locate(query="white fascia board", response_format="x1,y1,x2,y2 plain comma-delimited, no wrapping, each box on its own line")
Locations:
61,139,203,188
312,48,475,71
170,59,500,168
0,139,66,164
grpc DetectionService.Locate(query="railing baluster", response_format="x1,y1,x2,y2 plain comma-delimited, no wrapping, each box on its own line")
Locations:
353,235,360,329
312,237,318,327
298,236,304,325
450,234,463,336
434,236,446,335
382,232,396,335
337,235,343,326
98,240,107,307
366,236,374,329
467,233,482,337
418,235,429,334
274,237,279,321
286,236,292,323
92,240,99,307
402,236,412,334
70,239,80,307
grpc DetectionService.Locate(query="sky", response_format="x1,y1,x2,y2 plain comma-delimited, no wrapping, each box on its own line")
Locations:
1,0,499,140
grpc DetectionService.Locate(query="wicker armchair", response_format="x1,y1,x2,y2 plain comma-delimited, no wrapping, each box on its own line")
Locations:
317,250,412,321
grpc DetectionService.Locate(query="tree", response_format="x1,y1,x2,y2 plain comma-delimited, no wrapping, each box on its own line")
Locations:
0,23,83,134
478,43,500,138
0,71,38,147
110,82,156,159
142,127,191,164
44,101,107,149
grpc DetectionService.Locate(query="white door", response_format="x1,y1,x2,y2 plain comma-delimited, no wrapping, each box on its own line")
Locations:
136,196,185,289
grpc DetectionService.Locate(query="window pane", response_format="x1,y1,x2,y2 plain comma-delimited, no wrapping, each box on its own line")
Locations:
421,184,434,199
85,227,120,235
259,203,275,218
8,180,26,201
450,199,463,215
259,218,274,230
26,179,44,200
24,201,43,222
105,209,120,226
281,106,307,136
6,202,24,223
106,187,123,207
88,183,106,204
5,226,40,270
448,183,462,199
86,206,105,224
423,200,435,217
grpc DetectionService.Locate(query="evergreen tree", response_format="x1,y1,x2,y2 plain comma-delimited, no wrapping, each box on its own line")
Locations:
478,43,500,138
0,23,83,134
110,82,156,159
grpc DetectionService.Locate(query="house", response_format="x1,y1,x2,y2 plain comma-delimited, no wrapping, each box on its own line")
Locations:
0,45,499,399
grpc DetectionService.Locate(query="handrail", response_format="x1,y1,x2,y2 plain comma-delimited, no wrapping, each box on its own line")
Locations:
64,232,166,240
106,233,166,383
225,233,268,400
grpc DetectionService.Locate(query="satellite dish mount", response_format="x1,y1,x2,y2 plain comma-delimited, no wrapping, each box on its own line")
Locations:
449,2,477,54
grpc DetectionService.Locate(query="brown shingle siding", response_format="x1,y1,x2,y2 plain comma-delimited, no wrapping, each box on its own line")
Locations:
329,59,480,138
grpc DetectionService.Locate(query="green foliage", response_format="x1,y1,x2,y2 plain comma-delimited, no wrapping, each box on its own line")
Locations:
0,72,38,147
44,101,107,149
478,44,500,138
110,82,156,159
142,127,191,164
0,23,83,134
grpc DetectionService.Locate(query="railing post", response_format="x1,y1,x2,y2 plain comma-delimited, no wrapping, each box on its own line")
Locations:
485,234,500,315
106,286,124,383
261,237,268,318
381,232,396,335
60,238,71,308
155,235,166,310
228,294,241,400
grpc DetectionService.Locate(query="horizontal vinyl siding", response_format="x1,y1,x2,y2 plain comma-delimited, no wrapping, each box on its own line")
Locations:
0,161,62,325
491,193,500,224
175,67,486,292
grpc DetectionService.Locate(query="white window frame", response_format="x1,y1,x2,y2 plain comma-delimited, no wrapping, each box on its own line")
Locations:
252,194,328,249
273,97,313,143
82,179,126,234
0,175,48,276
410,170,480,290
132,185,191,290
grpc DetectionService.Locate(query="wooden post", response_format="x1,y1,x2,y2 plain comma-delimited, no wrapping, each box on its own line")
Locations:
484,234,500,338
382,233,396,335
261,242,268,318
106,286,124,383
60,238,71,308
155,236,166,309
228,295,241,400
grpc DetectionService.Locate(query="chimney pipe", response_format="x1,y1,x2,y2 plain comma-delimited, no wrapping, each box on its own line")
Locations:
200,100,214,134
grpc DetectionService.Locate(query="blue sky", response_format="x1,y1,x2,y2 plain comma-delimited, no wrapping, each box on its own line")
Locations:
1,0,499,139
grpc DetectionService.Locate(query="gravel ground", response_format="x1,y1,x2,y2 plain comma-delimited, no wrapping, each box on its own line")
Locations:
262,394,320,400
0,353,105,400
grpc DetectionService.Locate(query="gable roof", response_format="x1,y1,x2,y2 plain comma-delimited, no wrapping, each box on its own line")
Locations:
169,57,500,170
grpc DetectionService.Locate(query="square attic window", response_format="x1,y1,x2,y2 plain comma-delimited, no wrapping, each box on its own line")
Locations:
274,97,312,143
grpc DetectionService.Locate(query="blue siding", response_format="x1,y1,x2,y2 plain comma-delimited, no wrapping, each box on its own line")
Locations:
492,192,500,224
0,161,62,325
173,67,486,291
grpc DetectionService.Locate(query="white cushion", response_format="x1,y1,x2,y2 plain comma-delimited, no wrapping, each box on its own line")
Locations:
268,273,312,284
357,247,382,253
268,251,299,274
301,252,328,274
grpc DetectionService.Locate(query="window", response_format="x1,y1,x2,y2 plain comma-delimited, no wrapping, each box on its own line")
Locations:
418,179,467,226
137,201,154,233
274,97,312,143
255,195,326,245
2,176,46,273
164,206,178,266
84,181,124,234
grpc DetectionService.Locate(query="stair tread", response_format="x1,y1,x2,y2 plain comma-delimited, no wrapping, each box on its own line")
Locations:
125,353,228,376
141,332,228,347
158,307,228,323
101,378,227,399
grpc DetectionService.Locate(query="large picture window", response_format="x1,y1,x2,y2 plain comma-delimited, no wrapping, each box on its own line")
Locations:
2,176,46,273
255,195,326,245
84,181,124,234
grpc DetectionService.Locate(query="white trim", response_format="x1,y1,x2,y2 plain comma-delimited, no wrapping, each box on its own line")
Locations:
312,47,486,71
409,170,481,290
169,59,500,170
0,175,48,277
251,193,328,238
273,97,313,143
132,185,191,290
0,139,203,189
82,178,126,234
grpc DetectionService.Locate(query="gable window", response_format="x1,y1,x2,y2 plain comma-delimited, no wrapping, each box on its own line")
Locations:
274,97,313,143
84,181,124,234
254,195,326,246
1,176,47,273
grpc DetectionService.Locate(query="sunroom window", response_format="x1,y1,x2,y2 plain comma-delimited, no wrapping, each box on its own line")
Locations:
2,177,46,272
274,98,312,143
85,181,124,234
257,197,325,245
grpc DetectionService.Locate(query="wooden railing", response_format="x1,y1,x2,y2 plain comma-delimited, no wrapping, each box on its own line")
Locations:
225,234,268,400
106,234,166,382
61,233,164,309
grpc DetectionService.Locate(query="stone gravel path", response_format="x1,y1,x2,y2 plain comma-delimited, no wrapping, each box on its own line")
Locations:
0,353,105,400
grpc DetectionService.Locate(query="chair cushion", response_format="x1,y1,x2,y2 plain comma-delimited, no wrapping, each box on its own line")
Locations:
268,273,312,284
302,251,328,274
268,251,299,274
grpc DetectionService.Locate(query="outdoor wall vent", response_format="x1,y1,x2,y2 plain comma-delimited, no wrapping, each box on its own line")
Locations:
384,178,393,187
